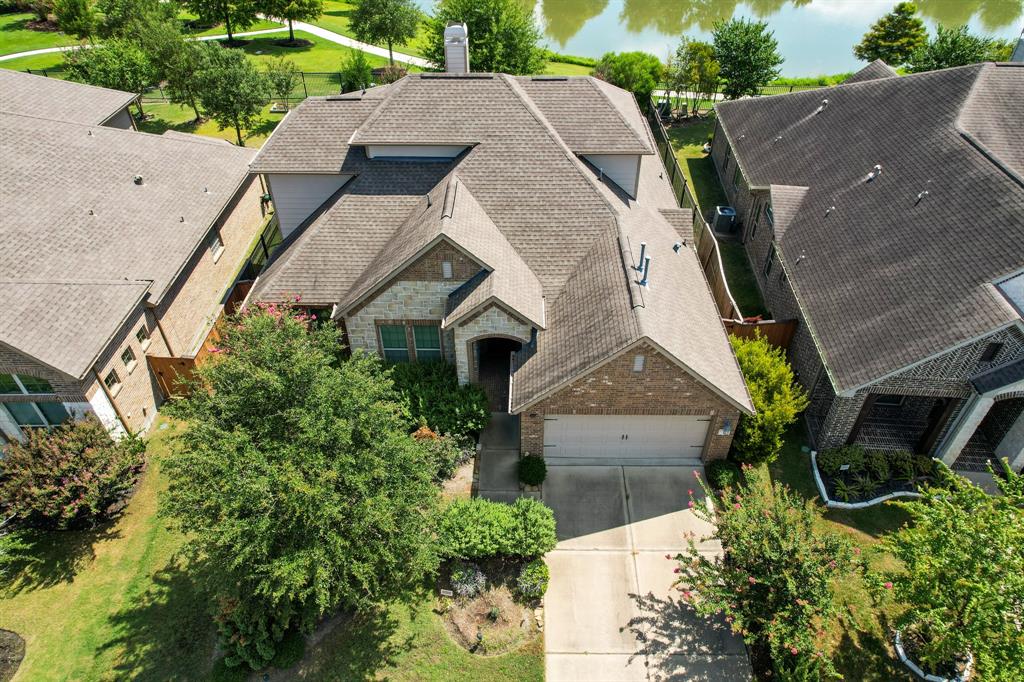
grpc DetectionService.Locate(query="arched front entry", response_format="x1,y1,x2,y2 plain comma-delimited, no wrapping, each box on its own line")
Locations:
470,336,523,412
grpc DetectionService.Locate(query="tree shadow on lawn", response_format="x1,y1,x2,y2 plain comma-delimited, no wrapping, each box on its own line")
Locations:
1,523,121,596
98,558,217,682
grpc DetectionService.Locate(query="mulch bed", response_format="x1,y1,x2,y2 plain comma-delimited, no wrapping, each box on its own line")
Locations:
901,629,969,680
0,630,25,682
274,39,314,48
24,20,61,32
819,471,919,504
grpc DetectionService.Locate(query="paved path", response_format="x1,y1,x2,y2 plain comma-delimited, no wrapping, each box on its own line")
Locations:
0,22,431,67
476,413,532,503
543,465,751,681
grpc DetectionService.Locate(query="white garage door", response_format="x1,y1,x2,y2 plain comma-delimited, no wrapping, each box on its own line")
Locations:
543,414,711,462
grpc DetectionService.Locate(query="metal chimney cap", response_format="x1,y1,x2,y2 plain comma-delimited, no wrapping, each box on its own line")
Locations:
444,22,468,41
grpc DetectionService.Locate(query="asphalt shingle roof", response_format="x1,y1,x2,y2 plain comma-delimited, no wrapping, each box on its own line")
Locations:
716,63,1024,392
0,69,137,126
252,74,752,413
843,59,898,84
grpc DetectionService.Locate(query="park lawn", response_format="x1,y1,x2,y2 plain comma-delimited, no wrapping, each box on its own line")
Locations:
0,417,544,681
237,30,394,71
0,13,77,55
543,60,592,76
0,50,65,72
179,13,283,38
768,428,910,681
666,116,769,318
314,0,431,59
138,101,284,147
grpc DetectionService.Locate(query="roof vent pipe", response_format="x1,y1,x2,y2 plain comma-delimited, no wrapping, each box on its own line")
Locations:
133,175,144,185
640,256,651,287
635,241,647,271
443,22,469,74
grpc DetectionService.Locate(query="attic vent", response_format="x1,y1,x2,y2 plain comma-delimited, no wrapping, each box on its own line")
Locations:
531,76,567,81
133,175,144,185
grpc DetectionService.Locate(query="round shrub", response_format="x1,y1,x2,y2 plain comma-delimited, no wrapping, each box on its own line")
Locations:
0,416,145,529
421,433,470,482
518,455,547,486
437,497,557,560
450,561,486,598
269,629,306,669
516,559,550,600
706,459,741,490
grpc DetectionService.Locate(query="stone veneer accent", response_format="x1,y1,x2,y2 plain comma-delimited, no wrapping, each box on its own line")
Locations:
517,342,740,462
453,305,533,384
346,280,460,363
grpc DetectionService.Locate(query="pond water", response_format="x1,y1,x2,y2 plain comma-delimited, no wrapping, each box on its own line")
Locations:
416,0,1023,76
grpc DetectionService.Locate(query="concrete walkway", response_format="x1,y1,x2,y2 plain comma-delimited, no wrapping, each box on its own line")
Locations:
543,465,751,681
0,22,431,67
476,413,530,503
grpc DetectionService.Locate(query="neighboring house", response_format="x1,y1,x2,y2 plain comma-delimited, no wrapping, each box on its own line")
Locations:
248,73,753,462
710,61,1024,472
0,75,273,444
0,69,138,129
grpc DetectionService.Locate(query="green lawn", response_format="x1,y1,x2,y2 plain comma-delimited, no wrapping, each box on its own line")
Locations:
239,30,397,71
138,101,285,148
313,0,431,59
768,428,910,680
0,50,65,72
0,13,77,55
0,419,543,680
179,14,283,38
665,116,769,318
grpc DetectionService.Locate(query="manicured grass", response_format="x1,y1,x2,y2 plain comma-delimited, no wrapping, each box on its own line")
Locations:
179,14,283,38
543,60,592,76
0,418,544,680
313,0,431,59
665,116,769,318
0,420,217,681
767,427,910,680
282,594,544,681
0,50,65,72
138,101,285,148
237,30,395,71
0,13,77,55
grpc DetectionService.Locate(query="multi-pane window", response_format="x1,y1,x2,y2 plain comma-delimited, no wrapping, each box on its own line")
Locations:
0,373,70,429
136,326,149,346
18,374,53,394
413,325,442,361
5,402,45,427
208,231,225,260
0,373,19,394
121,347,137,369
380,325,410,362
104,369,121,392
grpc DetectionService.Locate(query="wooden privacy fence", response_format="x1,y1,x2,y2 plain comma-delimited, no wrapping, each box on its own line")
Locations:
148,280,255,399
723,319,798,350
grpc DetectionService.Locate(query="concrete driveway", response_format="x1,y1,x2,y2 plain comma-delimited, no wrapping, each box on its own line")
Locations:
542,466,751,681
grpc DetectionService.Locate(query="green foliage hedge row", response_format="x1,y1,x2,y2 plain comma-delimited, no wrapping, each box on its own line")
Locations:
437,497,557,560
817,444,936,502
541,49,597,67
388,360,490,443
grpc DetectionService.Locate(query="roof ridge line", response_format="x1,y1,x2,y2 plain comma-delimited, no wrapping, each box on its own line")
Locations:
585,77,655,153
347,75,411,144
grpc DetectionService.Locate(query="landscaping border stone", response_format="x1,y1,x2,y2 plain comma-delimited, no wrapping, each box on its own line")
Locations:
894,629,973,682
810,451,922,509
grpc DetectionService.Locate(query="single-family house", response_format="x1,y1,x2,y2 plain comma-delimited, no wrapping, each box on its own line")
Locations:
710,61,1024,471
248,72,753,462
0,72,274,443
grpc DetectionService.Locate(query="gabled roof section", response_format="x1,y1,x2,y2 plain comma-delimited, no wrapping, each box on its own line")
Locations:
843,60,898,84
768,185,810,239
0,279,150,379
0,69,136,126
515,76,654,154
443,265,545,331
715,63,1024,392
251,89,392,173
337,175,544,320
972,357,1024,395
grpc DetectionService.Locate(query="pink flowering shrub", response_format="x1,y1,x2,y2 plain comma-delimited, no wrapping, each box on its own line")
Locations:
0,415,145,529
673,464,864,679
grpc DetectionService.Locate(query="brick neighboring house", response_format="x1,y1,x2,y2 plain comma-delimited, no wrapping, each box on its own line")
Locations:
710,61,1024,472
248,73,753,462
0,74,273,444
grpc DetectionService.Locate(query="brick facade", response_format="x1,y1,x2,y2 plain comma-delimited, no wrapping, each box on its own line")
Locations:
517,342,739,462
154,177,265,357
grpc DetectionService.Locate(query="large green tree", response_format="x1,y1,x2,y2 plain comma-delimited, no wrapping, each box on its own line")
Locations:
54,0,96,40
728,333,808,465
674,465,863,679
667,37,719,116
162,304,441,670
423,0,545,75
907,23,1006,72
181,0,260,43
64,38,156,115
194,42,268,145
263,0,323,44
349,0,419,66
95,0,176,38
711,17,783,99
593,51,664,105
129,14,210,121
881,461,1024,681
853,2,928,67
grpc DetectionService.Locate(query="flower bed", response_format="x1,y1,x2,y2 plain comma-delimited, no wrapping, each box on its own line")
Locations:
894,629,973,682
812,445,936,508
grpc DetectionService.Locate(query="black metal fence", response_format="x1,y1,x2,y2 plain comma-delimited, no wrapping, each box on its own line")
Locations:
655,83,826,116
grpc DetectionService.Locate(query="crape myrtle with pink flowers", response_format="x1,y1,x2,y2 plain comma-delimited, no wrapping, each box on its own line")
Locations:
672,464,865,679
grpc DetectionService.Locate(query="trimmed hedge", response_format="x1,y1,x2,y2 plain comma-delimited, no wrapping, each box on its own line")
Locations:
389,361,489,443
518,455,546,486
437,497,557,560
706,459,742,490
